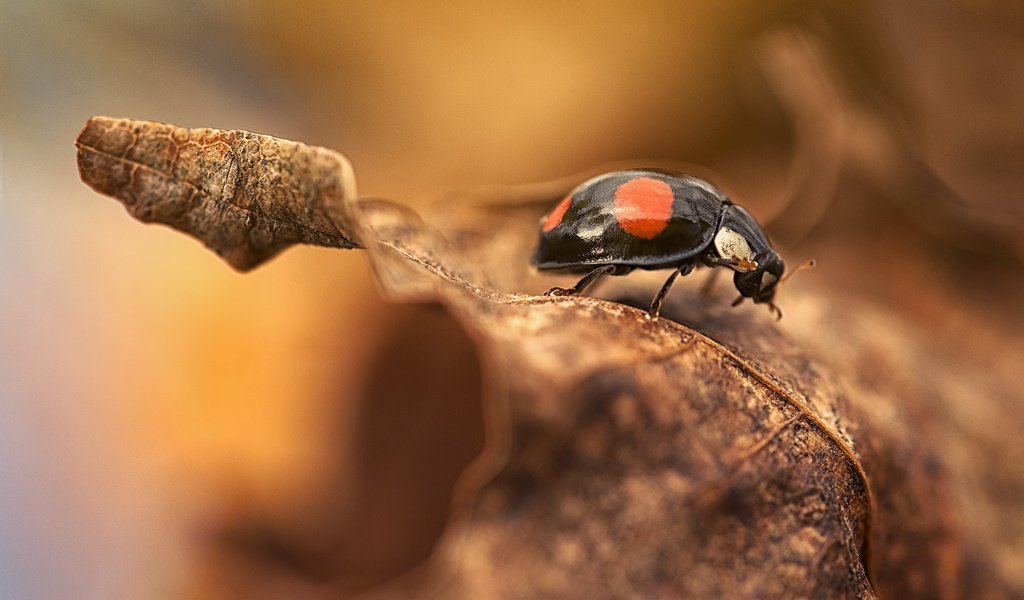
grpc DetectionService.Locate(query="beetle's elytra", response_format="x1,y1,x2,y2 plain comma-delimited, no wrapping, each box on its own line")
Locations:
533,169,801,320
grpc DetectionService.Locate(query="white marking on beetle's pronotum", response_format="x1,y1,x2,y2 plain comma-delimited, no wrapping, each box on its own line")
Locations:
713,227,755,265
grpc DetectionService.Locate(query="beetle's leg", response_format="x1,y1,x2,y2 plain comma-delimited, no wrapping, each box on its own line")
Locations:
544,265,616,297
703,255,758,273
648,263,693,320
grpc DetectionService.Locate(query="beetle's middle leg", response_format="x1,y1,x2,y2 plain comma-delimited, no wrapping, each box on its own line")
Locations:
648,262,695,320
544,265,617,297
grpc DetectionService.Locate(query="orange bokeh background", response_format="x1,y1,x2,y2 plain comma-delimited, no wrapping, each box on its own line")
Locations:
3,2,1022,598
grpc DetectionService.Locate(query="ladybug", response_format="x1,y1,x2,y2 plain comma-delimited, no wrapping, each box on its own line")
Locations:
534,169,810,320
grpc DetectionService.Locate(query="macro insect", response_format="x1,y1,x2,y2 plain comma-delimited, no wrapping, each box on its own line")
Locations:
533,169,811,320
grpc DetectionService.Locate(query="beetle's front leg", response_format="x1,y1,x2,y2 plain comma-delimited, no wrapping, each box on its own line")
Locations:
702,254,758,273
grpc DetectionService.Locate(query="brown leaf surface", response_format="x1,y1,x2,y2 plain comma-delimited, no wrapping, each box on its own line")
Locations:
352,200,877,598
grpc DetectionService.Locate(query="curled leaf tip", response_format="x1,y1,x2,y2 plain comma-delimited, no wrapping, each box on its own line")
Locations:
75,116,360,270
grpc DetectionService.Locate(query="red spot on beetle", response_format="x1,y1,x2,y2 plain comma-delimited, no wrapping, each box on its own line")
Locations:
542,195,572,232
613,177,674,239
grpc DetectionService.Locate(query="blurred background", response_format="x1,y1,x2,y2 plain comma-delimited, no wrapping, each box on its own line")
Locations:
2,1,1023,598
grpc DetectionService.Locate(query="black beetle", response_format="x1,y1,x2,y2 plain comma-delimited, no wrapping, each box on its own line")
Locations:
533,169,811,320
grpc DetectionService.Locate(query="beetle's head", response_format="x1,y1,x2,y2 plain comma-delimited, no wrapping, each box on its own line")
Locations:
730,253,817,320
733,251,785,317
734,251,784,303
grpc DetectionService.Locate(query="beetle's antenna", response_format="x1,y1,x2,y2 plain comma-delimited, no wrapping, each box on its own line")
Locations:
768,302,783,321
779,259,816,286
731,295,745,307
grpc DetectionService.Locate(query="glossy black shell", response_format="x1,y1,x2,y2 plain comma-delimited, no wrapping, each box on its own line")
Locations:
533,169,729,271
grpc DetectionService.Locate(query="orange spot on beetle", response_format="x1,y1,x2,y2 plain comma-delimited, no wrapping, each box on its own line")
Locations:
613,177,674,239
542,195,572,232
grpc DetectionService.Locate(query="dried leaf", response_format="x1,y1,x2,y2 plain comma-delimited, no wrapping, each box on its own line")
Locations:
75,114,1020,599
75,116,359,270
